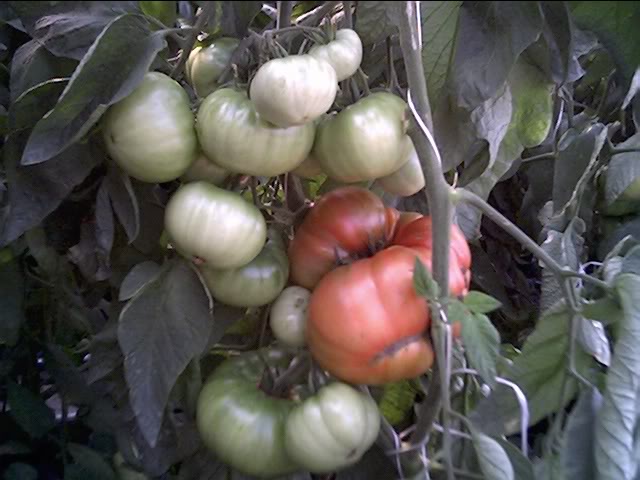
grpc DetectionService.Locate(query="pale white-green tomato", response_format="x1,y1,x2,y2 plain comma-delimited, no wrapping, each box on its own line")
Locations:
375,137,425,196
197,88,315,176
181,152,229,185
200,235,289,308
284,382,381,473
186,37,240,97
249,55,338,127
164,181,266,269
309,29,363,81
102,72,198,183
269,286,311,347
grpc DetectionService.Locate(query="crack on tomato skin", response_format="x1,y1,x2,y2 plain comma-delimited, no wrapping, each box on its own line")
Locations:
370,334,424,364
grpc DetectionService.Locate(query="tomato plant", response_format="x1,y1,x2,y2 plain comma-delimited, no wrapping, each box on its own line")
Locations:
186,37,239,98
269,286,311,347
101,72,198,183
309,28,363,81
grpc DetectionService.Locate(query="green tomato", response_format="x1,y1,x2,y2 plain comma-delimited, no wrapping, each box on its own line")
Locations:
186,37,239,98
270,286,311,347
102,72,198,183
200,233,290,307
164,181,267,269
375,137,425,197
292,151,324,179
197,88,316,176
196,349,300,478
284,382,381,474
313,92,408,183
309,29,363,81
249,55,337,127
181,152,229,185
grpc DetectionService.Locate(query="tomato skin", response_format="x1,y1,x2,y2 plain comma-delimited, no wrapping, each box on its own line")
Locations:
186,37,239,97
196,349,300,478
181,152,229,185
309,29,363,81
164,181,267,269
313,92,409,182
284,383,380,473
197,88,315,176
102,72,198,183
250,55,337,127
289,187,471,385
270,286,311,347
292,152,324,179
200,234,289,307
375,137,425,197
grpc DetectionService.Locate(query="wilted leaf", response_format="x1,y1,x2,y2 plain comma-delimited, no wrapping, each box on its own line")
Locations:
354,1,399,46
7,381,55,439
0,259,25,346
469,425,514,480
66,444,116,480
464,291,502,314
119,261,161,301
562,388,602,480
118,259,213,447
594,274,640,480
21,13,169,166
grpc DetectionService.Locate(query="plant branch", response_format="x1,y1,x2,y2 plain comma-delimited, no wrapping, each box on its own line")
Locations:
297,1,341,26
277,1,293,29
170,3,216,79
343,1,353,28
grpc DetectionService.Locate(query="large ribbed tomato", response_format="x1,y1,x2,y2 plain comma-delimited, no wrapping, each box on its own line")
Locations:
288,187,471,385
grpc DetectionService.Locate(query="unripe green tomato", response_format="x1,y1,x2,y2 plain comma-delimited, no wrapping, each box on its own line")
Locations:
249,55,338,127
375,137,425,197
197,88,315,176
270,286,311,347
313,92,409,183
102,72,198,183
186,37,239,98
309,29,363,81
292,152,324,179
200,234,289,307
284,382,381,473
164,181,267,269
181,152,229,185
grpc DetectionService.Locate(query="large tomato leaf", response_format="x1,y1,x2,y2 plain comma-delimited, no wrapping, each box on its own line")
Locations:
602,133,640,209
8,78,67,132
65,444,116,480
0,258,25,346
562,388,602,480
8,1,139,60
105,163,140,244
118,258,214,447
6,380,56,439
218,2,262,37
118,261,162,301
20,13,169,166
594,273,640,480
495,438,535,480
354,1,399,46
469,425,514,480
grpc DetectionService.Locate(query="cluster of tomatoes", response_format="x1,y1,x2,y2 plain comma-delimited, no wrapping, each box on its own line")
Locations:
100,28,471,477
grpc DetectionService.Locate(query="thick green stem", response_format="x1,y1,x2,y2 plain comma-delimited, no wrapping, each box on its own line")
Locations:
277,1,293,29
170,2,216,79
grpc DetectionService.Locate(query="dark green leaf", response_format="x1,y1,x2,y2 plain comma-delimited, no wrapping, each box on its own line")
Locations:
219,1,261,37
8,78,67,131
105,164,139,244
576,316,610,366
594,274,640,479
4,463,38,480
460,312,500,386
469,425,514,480
451,1,543,110
334,444,397,479
21,13,169,166
597,215,640,262
354,1,399,46
464,291,502,314
66,444,116,480
118,259,213,447
562,388,602,480
140,0,177,27
603,133,640,212
533,453,564,480
495,438,535,480
7,381,55,439
0,130,99,247
9,39,77,102
119,261,161,301
0,442,30,457
9,1,139,60
0,259,24,345
412,257,439,300
621,245,640,275
421,2,462,104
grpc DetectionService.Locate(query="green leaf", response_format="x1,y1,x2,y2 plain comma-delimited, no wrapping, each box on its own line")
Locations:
412,257,439,300
451,1,543,110
119,261,161,301
597,214,640,261
9,1,140,60
459,309,500,386
570,1,640,85
8,79,68,132
562,388,602,480
7,381,55,439
594,274,640,480
621,68,640,110
219,1,261,37
495,438,535,480
66,444,116,480
140,0,177,27
621,245,640,275
354,1,399,46
576,317,610,366
118,259,214,447
105,163,140,244
4,463,38,480
463,291,502,314
0,259,24,346
21,13,169,166
378,380,419,426
470,306,594,436
0,442,30,457
469,425,514,480
602,133,640,215
533,453,565,480
420,2,462,104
